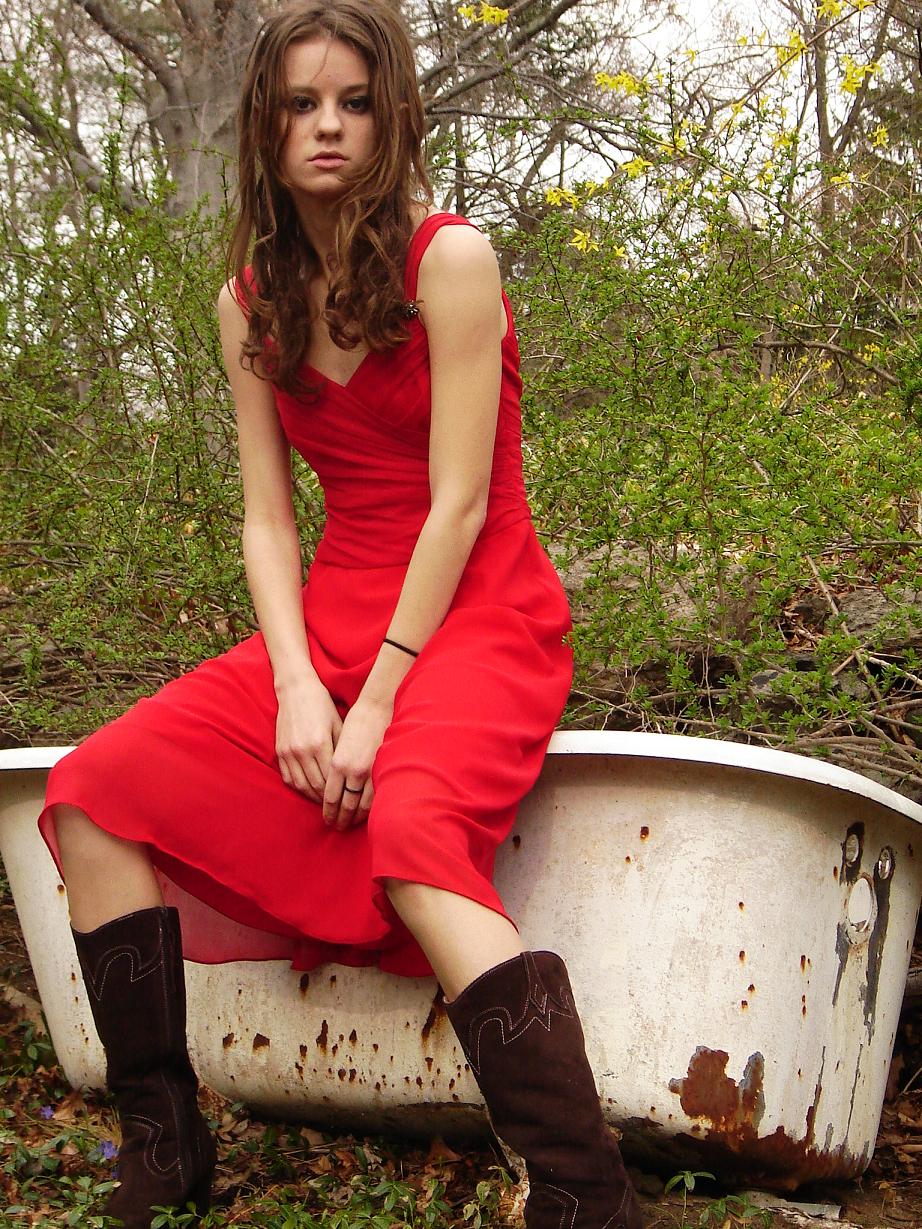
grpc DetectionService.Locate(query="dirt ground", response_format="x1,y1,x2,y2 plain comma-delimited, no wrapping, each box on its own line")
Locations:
3,880,922,1228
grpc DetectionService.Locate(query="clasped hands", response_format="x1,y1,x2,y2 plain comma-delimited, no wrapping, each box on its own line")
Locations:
275,676,392,831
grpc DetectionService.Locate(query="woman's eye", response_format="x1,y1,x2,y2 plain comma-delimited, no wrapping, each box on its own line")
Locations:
290,95,313,113
345,96,370,112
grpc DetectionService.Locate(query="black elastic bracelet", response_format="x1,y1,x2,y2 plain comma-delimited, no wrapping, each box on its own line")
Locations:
383,636,419,658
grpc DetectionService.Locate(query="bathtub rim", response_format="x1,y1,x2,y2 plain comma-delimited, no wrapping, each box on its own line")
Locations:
2,731,921,827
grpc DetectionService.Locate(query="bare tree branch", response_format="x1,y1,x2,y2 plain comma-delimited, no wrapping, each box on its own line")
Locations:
71,0,185,102
427,0,584,115
417,0,540,90
170,0,205,35
8,85,141,209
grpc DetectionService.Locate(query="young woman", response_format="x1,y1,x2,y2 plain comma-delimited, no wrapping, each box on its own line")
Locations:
38,3,642,1227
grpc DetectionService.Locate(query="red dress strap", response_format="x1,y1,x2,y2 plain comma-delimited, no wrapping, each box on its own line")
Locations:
233,265,259,320
404,213,481,302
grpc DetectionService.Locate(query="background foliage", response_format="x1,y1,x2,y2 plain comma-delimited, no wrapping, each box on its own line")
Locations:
2,0,921,796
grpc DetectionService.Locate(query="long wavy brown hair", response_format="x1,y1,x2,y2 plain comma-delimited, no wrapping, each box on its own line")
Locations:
226,0,434,397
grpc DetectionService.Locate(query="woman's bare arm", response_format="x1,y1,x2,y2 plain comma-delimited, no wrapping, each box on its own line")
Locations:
216,283,341,798
324,224,505,822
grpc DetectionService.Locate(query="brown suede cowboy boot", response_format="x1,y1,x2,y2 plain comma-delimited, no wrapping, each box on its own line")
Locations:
71,906,216,1228
446,950,643,1229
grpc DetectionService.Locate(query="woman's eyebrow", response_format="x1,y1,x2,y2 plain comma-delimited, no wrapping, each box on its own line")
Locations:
286,82,369,93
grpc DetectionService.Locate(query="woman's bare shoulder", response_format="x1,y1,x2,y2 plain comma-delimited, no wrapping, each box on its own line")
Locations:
217,267,255,322
417,219,498,290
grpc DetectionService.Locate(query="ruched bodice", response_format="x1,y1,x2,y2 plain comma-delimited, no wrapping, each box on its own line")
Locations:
270,218,531,568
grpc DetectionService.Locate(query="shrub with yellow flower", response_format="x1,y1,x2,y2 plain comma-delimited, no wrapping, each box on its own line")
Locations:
569,229,599,252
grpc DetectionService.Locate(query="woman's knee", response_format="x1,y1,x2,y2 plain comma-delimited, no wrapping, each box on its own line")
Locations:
383,879,460,934
53,803,99,849
52,804,139,874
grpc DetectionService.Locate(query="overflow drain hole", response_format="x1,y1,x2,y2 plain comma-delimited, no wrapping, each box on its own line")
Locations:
845,874,876,943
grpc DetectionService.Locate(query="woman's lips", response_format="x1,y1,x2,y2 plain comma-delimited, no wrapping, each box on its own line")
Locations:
311,156,346,167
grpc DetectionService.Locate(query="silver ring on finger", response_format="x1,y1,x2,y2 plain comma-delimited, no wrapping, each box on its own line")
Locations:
342,784,364,795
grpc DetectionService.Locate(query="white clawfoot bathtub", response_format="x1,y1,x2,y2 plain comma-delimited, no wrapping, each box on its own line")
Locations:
2,732,920,1190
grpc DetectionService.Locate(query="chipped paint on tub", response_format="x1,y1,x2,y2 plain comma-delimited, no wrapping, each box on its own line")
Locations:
2,734,922,1189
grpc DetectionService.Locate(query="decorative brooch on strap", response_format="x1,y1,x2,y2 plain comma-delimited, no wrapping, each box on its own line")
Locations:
403,300,420,319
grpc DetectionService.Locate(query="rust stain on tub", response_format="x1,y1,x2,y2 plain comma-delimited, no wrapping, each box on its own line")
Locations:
666,1045,865,1189
669,1047,765,1138
252,1033,270,1051
222,1032,235,1049
422,990,446,1040
299,974,310,994
316,1020,329,1052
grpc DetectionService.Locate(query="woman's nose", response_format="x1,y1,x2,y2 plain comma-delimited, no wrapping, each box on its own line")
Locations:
315,101,343,135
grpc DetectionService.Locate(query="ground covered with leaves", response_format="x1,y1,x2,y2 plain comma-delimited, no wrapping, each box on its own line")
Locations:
3,881,922,1229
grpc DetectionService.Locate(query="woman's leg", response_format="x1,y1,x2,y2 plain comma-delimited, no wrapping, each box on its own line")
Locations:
53,804,163,931
384,880,643,1229
53,805,215,1228
384,880,522,1000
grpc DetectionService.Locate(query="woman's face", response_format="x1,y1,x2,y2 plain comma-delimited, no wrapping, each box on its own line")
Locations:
277,35,377,203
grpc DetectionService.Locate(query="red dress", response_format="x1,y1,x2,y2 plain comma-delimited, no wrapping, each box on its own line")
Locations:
38,213,573,977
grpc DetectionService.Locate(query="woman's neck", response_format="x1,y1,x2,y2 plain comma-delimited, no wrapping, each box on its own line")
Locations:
292,197,340,271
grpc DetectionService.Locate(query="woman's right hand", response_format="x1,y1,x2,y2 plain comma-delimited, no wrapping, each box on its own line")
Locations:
274,676,343,803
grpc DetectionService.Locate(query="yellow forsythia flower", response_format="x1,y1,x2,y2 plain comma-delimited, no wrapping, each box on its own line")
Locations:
818,0,843,17
595,70,647,96
457,2,508,23
622,156,653,178
776,29,807,71
872,124,889,148
569,229,599,252
756,164,775,188
659,134,688,155
545,186,582,208
842,55,880,94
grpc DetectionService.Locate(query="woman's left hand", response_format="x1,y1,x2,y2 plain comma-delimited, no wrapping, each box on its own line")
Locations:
322,695,392,830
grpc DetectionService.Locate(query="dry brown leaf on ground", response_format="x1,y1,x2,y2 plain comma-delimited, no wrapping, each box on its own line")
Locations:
50,1088,88,1122
426,1136,463,1165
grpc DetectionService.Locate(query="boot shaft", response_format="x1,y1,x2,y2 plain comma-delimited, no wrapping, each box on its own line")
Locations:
446,950,643,1229
72,906,193,1092
71,905,216,1228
